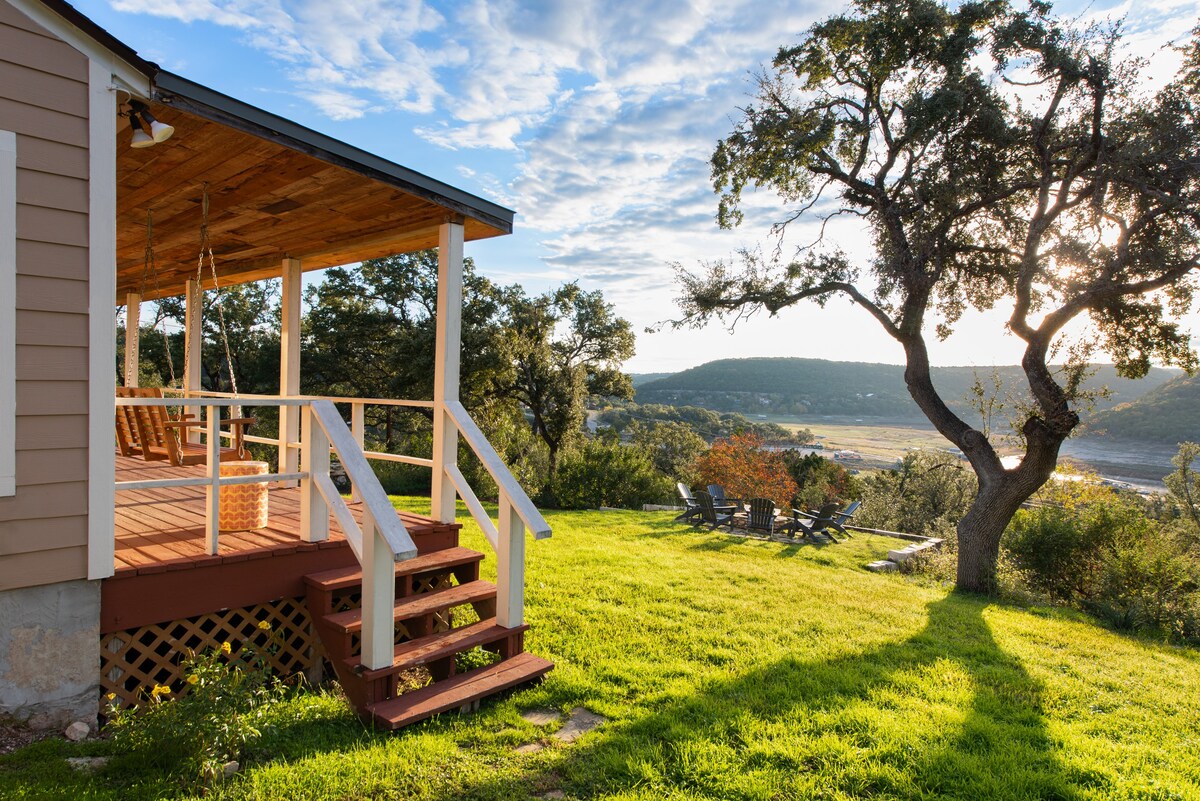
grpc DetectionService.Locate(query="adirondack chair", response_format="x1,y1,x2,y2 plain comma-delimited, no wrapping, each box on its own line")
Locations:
707,484,742,510
118,387,256,467
744,497,780,536
692,490,737,530
830,500,861,537
783,501,843,542
673,482,703,523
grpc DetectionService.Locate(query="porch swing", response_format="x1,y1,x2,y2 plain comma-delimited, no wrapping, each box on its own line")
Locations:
116,186,256,467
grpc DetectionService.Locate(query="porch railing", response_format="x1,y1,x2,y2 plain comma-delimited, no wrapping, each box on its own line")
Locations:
113,396,417,668
119,391,552,668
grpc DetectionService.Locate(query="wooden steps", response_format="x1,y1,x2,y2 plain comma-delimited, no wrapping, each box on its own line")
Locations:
323,580,498,634
304,542,551,731
348,618,530,680
366,652,555,730
304,546,484,592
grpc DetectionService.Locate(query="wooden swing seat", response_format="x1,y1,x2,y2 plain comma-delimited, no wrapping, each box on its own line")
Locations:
116,387,256,467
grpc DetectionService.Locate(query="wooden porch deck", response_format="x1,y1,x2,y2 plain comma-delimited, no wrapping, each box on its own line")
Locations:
105,454,459,633
113,454,448,576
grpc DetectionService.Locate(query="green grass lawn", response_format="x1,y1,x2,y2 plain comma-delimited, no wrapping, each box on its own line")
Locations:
4,504,1199,800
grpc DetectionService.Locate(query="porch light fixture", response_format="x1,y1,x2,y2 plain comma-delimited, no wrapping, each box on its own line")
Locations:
127,100,174,148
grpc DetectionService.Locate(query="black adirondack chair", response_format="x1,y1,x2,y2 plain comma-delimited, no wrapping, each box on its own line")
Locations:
673,482,703,523
693,490,737,530
707,484,742,509
830,500,861,537
783,501,843,542
745,497,780,536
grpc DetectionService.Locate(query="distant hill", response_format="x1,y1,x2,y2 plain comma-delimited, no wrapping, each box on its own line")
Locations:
630,372,674,388
1083,373,1200,444
635,357,1180,422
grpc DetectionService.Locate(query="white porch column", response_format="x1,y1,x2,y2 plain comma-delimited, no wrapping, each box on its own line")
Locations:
183,278,202,442
431,220,464,523
279,258,302,479
123,292,140,387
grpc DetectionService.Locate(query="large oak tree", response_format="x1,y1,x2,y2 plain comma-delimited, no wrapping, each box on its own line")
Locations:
674,0,1200,591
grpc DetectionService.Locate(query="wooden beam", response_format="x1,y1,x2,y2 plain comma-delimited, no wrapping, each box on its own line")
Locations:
431,221,464,524
124,292,140,387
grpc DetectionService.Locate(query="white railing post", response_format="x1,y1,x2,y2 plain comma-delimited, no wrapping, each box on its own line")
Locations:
431,220,464,523
123,292,140,387
350,402,364,503
359,508,396,671
299,404,329,543
204,405,220,554
278,258,302,484
496,495,526,628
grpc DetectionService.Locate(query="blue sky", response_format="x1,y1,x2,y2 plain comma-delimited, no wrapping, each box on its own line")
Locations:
79,0,1200,373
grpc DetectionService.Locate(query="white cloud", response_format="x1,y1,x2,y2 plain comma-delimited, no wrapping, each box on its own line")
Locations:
106,0,1197,370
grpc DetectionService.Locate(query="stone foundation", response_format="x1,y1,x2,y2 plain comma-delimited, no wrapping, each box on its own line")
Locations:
0,580,100,730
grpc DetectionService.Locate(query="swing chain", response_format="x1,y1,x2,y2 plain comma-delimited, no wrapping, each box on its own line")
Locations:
196,183,243,420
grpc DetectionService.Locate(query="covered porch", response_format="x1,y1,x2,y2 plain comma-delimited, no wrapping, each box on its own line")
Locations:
102,72,552,725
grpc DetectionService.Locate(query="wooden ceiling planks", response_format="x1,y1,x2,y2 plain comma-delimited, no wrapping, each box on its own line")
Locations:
115,105,507,301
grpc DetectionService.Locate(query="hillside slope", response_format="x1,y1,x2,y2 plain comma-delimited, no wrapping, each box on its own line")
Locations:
636,357,1178,420
1084,373,1200,443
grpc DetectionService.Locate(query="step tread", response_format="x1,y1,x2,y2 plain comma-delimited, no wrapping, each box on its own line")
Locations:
304,547,484,592
367,652,554,730
323,579,497,634
346,618,530,679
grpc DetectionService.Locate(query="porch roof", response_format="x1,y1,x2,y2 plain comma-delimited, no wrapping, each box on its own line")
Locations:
42,23,511,304
116,73,513,301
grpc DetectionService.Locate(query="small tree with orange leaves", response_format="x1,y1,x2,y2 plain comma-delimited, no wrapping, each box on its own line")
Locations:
696,432,798,509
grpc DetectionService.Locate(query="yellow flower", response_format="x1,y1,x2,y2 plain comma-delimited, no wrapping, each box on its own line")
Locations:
105,692,117,701
257,620,271,631
151,684,170,697
221,642,232,655
186,674,199,685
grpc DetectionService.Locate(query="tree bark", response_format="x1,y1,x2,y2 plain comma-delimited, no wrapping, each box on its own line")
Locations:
954,423,1065,593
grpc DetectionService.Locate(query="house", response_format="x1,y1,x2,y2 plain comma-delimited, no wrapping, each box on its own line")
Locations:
0,0,551,731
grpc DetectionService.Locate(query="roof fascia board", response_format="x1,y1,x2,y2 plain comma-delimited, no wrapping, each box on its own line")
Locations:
152,72,515,234
9,0,152,96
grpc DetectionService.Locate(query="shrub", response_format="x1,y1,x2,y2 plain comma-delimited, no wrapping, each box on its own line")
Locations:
1003,483,1200,643
1088,528,1200,641
104,627,285,784
855,451,975,536
695,432,798,508
553,441,673,510
781,450,861,509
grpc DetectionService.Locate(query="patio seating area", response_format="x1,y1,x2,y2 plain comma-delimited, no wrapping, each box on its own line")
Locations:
682,484,859,543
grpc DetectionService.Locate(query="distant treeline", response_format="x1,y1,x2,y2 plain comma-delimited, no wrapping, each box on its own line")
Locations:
596,402,812,444
635,357,1180,423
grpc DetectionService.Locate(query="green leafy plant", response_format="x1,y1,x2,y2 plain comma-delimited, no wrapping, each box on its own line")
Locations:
104,624,285,784
553,440,673,510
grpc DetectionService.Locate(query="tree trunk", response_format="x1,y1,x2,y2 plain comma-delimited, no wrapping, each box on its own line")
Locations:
955,430,1063,593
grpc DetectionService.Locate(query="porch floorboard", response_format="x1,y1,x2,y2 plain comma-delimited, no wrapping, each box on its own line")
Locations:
113,454,447,577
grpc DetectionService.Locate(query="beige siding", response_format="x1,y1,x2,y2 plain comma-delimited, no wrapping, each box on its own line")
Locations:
0,0,91,591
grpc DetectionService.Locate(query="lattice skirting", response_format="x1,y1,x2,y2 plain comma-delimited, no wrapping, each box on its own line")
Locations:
100,596,317,712
99,569,458,713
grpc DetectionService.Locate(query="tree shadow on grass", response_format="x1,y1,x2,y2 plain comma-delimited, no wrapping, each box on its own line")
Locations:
435,593,1086,801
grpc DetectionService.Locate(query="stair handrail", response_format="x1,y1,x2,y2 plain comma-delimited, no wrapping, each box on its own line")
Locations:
443,400,551,539
303,400,419,671
307,400,418,563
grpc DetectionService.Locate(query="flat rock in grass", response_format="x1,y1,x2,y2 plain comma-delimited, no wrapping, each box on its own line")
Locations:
553,708,606,744
537,792,566,800
521,709,560,726
866,560,898,573
516,742,544,755
66,757,108,772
